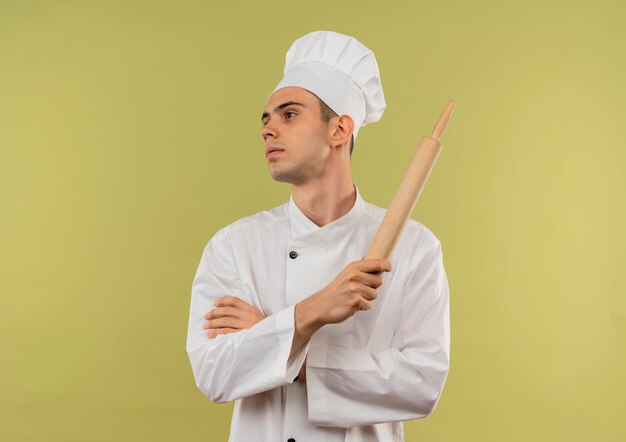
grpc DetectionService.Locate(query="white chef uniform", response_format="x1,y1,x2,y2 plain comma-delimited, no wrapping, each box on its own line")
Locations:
186,183,450,442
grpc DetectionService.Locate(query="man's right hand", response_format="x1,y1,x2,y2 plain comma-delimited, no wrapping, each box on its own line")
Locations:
289,258,392,369
305,258,392,325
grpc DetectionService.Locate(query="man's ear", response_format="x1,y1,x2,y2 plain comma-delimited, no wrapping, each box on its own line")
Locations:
329,114,355,149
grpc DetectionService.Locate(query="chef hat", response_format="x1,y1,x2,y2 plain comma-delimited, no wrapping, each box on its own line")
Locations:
271,30,386,141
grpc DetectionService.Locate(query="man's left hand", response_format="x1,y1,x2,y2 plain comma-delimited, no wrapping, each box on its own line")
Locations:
203,295,265,339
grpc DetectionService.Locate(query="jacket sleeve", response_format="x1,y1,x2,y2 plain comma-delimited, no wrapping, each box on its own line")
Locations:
305,240,450,428
185,228,308,403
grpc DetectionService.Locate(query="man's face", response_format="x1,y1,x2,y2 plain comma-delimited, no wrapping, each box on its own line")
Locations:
260,87,331,185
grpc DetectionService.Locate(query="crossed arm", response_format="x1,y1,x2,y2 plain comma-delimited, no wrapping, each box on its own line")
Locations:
202,258,392,381
204,295,309,380
189,233,449,426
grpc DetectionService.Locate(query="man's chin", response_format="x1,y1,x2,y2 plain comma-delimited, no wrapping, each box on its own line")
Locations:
268,168,295,184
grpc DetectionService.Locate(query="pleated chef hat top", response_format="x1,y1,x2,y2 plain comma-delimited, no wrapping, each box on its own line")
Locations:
271,30,386,141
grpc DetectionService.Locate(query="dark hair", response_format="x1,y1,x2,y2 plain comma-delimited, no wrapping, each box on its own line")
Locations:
318,98,355,156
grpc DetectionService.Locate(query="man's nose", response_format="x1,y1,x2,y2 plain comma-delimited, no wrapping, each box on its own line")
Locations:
260,122,277,140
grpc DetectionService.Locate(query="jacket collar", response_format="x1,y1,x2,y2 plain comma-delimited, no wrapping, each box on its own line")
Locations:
288,183,365,247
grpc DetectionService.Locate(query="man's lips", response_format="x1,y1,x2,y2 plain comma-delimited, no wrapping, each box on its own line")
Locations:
265,146,285,158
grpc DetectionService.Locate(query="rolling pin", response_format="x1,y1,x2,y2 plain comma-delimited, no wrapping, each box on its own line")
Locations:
365,100,455,260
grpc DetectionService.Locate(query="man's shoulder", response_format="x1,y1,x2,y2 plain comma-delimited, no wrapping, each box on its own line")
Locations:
361,199,442,251
215,201,290,238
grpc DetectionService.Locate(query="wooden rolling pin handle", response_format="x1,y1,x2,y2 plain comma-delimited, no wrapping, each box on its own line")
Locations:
365,135,443,260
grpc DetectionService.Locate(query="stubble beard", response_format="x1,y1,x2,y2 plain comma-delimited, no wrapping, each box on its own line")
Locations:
269,160,306,185
268,133,328,184
269,152,323,186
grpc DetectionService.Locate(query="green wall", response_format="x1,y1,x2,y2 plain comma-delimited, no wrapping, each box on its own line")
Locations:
1,1,624,440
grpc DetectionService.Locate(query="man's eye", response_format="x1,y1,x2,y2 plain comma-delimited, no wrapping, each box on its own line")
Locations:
285,111,296,119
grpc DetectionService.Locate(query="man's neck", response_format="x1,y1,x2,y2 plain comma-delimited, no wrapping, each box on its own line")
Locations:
291,176,356,228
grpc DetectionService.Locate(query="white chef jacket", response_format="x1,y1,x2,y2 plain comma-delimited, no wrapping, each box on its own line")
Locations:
186,184,450,442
